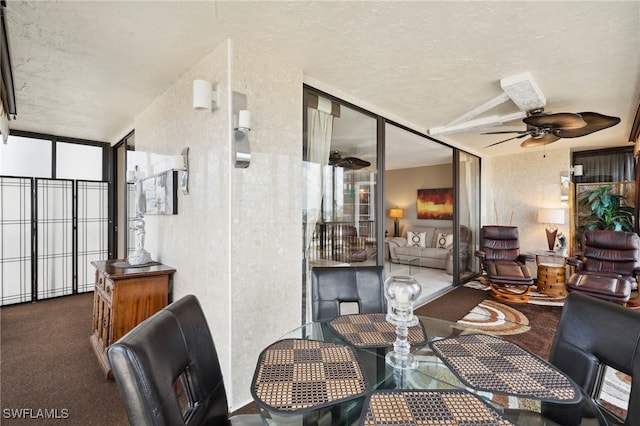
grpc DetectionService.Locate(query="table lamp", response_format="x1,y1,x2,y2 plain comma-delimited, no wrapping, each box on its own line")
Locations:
389,207,404,237
537,208,565,251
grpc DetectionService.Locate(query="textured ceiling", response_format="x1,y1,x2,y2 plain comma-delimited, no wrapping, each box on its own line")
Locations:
5,1,640,167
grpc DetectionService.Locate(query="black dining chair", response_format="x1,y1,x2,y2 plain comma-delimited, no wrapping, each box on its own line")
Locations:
545,292,640,425
107,294,263,426
311,266,386,321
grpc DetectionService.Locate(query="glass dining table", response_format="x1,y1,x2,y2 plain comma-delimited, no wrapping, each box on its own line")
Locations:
250,312,608,426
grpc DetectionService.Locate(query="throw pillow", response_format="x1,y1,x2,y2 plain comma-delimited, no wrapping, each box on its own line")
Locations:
406,231,427,247
436,233,454,249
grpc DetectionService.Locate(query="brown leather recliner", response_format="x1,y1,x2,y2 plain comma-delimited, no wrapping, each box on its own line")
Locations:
567,230,640,304
475,225,535,303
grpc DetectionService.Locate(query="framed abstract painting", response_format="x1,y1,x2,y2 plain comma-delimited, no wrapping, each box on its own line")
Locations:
417,188,453,220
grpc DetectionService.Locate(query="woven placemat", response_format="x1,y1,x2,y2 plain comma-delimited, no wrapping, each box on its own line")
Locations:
360,389,517,425
430,334,580,403
328,313,428,348
251,339,369,414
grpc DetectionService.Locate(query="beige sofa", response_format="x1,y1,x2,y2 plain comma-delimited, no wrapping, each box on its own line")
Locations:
388,226,471,271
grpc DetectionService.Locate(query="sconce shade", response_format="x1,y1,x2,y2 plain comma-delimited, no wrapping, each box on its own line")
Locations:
193,80,218,111
238,110,251,130
169,155,186,170
389,208,405,219
572,164,583,176
537,209,565,225
193,80,211,109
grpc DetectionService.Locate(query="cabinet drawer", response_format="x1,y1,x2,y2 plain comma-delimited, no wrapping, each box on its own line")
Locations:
103,278,114,300
96,271,105,290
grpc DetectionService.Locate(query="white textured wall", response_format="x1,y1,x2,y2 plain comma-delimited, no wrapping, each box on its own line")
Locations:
133,40,302,409
483,148,571,258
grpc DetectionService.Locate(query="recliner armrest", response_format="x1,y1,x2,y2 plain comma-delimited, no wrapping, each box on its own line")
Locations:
517,254,535,263
475,250,486,259
388,237,406,252
566,257,583,270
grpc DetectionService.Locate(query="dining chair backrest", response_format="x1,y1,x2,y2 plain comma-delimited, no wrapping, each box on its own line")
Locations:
311,266,386,321
548,291,640,425
107,295,262,426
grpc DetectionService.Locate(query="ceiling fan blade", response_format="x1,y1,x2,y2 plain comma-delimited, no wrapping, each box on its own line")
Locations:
340,157,371,169
481,130,529,135
524,112,587,130
520,133,561,148
484,132,532,148
554,112,621,138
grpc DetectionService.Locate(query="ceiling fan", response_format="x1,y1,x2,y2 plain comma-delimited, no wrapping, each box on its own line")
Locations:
328,150,371,170
484,109,621,148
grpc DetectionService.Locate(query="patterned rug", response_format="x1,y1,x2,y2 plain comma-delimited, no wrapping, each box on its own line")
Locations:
456,299,531,335
465,280,566,306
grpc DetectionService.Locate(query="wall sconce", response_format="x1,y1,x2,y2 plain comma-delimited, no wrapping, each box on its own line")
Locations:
389,207,405,237
537,208,565,251
570,164,583,176
193,80,219,111
170,147,189,195
233,91,251,168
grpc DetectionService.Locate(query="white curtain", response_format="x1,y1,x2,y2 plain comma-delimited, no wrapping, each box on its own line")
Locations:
0,102,8,144
303,98,333,321
304,100,334,254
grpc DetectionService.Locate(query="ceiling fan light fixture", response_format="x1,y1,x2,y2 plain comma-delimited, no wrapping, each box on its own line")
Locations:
500,72,546,111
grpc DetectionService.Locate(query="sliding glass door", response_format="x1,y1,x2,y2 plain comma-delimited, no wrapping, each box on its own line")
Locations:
302,88,379,321
302,86,482,322
457,151,481,281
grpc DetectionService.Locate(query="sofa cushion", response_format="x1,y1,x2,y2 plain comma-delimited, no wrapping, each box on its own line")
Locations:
436,233,453,249
404,227,437,247
406,231,427,247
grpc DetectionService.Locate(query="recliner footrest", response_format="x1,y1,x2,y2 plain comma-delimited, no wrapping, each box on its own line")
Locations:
567,274,631,303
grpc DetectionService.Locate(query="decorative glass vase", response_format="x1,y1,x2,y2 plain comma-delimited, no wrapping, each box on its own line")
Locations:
384,275,421,370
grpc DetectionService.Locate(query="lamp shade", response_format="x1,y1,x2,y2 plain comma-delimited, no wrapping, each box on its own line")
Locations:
537,209,564,225
389,208,404,219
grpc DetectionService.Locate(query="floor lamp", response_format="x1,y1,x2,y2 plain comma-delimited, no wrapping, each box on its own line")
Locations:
389,207,404,237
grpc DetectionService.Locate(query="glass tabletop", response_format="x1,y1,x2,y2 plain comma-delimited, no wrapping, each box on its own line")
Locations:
255,314,607,426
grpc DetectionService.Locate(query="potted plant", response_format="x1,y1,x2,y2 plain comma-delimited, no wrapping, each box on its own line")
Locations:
575,184,635,248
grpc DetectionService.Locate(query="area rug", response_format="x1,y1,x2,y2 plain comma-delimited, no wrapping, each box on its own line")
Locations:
466,280,566,306
456,299,531,335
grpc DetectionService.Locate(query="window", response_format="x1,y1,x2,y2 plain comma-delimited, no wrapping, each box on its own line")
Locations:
56,142,103,180
0,135,52,177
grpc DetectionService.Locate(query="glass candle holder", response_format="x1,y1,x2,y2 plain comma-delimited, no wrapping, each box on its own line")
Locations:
384,275,421,370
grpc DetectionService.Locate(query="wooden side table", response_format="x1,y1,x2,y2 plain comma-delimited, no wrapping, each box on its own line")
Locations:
530,251,567,297
90,259,176,378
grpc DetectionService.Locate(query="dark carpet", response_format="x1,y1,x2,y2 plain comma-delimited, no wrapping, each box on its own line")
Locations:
0,293,128,425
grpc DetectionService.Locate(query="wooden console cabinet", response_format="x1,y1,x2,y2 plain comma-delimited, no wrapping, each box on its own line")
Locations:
89,259,176,378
